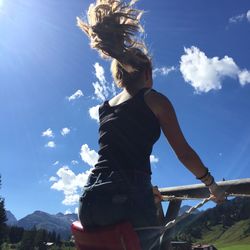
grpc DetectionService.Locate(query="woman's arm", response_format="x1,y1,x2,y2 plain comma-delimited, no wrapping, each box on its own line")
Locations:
144,90,225,203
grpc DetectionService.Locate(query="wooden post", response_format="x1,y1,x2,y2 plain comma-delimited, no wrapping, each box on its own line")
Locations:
160,200,182,250
165,200,182,223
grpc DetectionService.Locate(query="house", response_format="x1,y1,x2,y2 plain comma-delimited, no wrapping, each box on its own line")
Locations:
192,244,217,250
45,242,55,249
171,241,192,250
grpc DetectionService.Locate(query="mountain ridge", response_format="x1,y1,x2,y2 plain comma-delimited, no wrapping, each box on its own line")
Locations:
6,210,78,240
6,210,18,226
6,197,250,245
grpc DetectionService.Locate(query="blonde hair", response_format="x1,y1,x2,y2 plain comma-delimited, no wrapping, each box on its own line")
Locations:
77,0,152,87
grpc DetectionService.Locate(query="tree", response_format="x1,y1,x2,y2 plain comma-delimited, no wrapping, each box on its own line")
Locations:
55,233,62,247
0,175,7,246
18,227,36,250
34,229,47,250
50,230,56,243
8,226,24,244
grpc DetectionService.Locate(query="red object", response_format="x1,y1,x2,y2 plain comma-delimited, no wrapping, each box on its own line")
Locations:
71,221,142,250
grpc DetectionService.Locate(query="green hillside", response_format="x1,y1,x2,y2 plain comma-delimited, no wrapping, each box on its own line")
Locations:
175,198,250,249
219,246,250,250
199,219,250,249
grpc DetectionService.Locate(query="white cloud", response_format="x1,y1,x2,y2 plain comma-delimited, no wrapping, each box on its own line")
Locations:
89,105,100,123
180,46,250,93
80,144,98,167
150,155,159,164
92,82,106,101
63,194,80,206
247,10,250,22
42,128,54,138
95,62,106,84
50,166,92,206
153,66,176,78
238,69,250,86
68,90,84,102
45,141,56,148
74,207,79,214
93,63,108,101
49,176,58,182
61,127,71,136
50,145,98,205
229,13,245,23
64,209,72,215
71,160,79,165
229,10,250,24
53,161,59,166
92,63,116,102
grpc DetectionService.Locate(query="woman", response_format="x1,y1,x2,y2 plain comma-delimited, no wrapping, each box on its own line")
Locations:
77,0,225,249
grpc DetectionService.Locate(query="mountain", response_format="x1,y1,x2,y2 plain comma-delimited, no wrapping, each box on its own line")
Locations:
16,211,78,240
8,197,250,245
6,210,18,226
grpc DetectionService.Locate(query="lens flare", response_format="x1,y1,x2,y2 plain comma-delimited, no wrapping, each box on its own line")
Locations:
0,0,4,9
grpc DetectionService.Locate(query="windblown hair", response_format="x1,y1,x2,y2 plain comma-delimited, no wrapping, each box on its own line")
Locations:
77,0,152,87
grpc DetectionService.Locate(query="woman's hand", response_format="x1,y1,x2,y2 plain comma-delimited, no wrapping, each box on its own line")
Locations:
208,182,226,204
152,186,163,204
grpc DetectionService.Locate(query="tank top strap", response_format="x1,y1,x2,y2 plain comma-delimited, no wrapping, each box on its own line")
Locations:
137,88,157,100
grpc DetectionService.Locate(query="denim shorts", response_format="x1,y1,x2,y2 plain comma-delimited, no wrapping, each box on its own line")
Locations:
78,170,162,249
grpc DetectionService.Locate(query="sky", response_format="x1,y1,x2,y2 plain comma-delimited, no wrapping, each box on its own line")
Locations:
0,0,250,220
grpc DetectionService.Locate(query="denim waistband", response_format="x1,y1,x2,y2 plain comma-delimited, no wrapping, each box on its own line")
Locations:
84,169,152,192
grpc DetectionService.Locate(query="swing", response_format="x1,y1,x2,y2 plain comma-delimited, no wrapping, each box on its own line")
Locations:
71,221,142,250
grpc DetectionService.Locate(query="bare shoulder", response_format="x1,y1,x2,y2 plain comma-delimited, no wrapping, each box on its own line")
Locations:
108,91,127,106
144,89,173,119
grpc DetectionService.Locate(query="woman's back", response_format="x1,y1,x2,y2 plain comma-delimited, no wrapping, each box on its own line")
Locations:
94,87,161,176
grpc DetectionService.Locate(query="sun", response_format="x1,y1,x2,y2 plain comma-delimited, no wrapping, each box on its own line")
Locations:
0,0,4,9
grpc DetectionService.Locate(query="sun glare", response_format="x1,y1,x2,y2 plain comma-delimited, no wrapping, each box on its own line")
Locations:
0,0,4,9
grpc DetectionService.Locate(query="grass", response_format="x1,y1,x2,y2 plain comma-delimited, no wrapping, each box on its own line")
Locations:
218,245,250,250
189,219,250,249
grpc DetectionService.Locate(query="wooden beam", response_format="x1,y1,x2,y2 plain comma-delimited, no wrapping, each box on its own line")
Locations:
160,200,182,250
159,178,250,200
165,200,182,224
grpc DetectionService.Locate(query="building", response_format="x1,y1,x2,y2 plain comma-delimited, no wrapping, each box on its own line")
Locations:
171,241,192,250
192,244,217,250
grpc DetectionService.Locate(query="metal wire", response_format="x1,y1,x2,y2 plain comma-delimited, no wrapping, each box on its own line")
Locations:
135,196,213,250
135,193,249,249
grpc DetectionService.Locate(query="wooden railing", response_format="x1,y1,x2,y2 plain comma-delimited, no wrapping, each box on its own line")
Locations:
159,178,250,200
156,178,250,249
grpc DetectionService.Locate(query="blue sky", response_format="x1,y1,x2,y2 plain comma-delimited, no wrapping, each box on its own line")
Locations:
0,0,250,220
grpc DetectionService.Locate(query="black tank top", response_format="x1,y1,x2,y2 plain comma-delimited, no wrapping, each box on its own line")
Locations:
94,88,161,176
